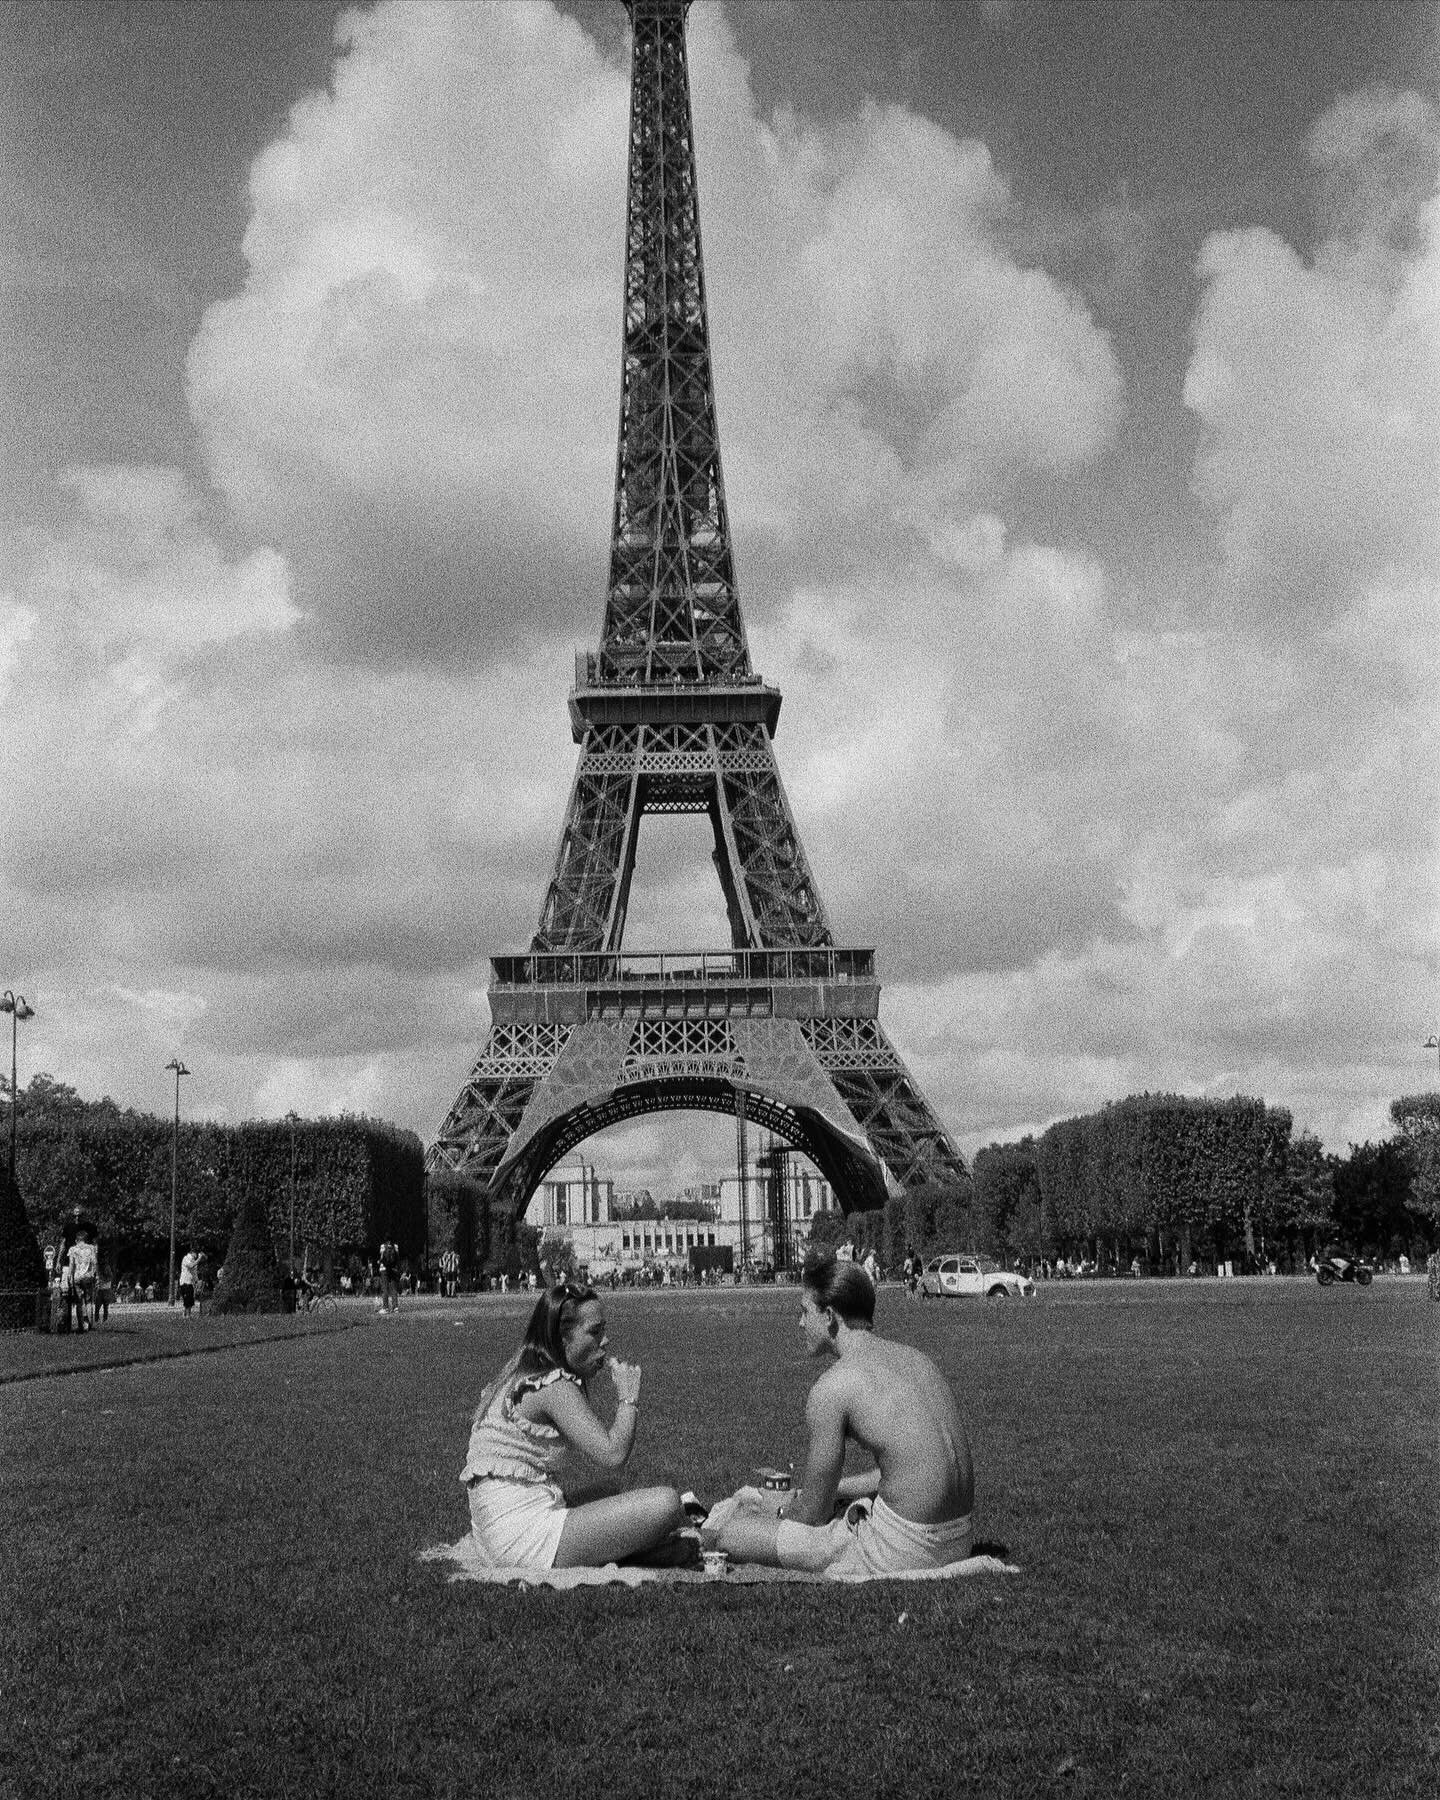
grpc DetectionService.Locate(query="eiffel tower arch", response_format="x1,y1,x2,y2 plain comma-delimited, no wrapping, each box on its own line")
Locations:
429,0,968,1215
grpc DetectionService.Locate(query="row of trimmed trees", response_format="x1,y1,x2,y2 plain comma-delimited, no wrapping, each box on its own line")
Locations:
812,1092,1439,1273
1,1075,426,1301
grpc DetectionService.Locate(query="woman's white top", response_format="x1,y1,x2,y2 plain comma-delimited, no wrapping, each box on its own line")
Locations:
460,1366,580,1487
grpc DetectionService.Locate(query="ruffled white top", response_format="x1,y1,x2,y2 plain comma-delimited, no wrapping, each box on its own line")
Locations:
460,1366,581,1487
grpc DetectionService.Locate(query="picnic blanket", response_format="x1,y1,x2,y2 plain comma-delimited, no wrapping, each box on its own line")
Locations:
418,1534,1019,1589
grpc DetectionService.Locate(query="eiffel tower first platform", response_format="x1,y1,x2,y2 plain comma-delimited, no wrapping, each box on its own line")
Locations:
428,0,967,1214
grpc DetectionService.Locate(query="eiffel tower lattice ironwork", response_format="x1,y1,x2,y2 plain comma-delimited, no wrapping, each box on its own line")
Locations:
428,0,967,1212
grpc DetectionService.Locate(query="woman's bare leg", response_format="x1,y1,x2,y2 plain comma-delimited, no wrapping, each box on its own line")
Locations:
552,1486,685,1568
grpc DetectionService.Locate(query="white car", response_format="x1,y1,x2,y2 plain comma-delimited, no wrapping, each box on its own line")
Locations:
920,1254,1035,1301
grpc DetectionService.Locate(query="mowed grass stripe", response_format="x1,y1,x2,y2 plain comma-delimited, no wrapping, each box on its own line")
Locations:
3,1283,1434,1799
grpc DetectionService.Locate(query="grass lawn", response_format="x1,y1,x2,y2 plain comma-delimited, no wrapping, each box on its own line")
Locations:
0,1303,362,1385
3,1280,1435,1798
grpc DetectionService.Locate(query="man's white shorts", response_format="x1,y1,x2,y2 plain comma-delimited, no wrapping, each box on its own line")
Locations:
776,1496,974,1581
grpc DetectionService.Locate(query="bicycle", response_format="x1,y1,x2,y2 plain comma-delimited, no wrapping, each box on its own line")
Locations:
296,1282,339,1315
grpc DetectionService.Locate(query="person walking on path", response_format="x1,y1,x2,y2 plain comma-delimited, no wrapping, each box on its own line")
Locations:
66,1227,99,1331
378,1240,400,1315
178,1248,201,1319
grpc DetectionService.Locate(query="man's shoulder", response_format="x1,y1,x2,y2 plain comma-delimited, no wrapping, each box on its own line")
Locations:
805,1361,848,1408
807,1356,875,1419
854,1334,947,1403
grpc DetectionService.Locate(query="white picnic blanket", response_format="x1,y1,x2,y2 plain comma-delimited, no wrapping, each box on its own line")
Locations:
418,1535,1019,1589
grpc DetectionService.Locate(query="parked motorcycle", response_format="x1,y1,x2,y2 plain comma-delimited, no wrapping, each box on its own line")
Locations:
1315,1255,1374,1288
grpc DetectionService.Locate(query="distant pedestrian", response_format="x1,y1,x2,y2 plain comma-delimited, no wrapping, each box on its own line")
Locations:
179,1248,201,1318
379,1240,400,1315
66,1228,99,1331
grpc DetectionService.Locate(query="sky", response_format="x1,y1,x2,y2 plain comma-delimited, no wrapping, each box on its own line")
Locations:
1,0,1437,1198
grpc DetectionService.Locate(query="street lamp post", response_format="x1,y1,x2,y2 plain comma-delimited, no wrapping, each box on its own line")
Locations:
165,1058,190,1304
287,1111,300,1275
1,991,35,1189
1426,1036,1440,1078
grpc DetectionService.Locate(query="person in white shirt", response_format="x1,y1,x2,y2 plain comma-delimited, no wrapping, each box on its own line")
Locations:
66,1229,99,1331
179,1248,201,1317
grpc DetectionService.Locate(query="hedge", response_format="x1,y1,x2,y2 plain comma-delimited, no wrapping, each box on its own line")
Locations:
13,1114,425,1275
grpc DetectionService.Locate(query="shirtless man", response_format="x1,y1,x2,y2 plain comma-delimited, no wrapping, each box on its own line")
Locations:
707,1250,975,1579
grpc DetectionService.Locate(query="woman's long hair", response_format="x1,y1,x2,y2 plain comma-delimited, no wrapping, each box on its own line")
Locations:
473,1282,599,1424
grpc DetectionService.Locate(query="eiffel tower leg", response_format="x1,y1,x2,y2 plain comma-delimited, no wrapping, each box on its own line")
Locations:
427,1022,570,1185
534,727,644,952
799,1017,969,1191
709,721,831,946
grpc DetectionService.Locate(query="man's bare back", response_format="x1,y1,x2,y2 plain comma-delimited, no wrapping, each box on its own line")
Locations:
807,1332,973,1525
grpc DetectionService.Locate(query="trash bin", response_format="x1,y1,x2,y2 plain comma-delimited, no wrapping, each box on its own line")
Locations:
281,1275,298,1315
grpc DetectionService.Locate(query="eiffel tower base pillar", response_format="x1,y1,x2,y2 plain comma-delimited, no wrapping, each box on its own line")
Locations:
428,959,967,1219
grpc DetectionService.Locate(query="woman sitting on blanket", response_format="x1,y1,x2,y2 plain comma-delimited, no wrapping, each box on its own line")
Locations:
462,1282,686,1569
705,1250,976,1580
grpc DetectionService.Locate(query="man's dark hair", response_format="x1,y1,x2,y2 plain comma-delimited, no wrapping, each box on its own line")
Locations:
802,1248,875,1327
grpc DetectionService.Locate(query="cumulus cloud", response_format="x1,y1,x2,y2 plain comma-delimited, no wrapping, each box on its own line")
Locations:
0,460,582,1124
1185,87,1440,618
186,0,1120,662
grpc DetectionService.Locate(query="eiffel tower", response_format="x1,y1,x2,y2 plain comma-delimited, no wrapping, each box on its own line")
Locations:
428,0,967,1213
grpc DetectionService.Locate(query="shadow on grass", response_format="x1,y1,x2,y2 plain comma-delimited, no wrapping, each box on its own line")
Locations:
0,1307,365,1384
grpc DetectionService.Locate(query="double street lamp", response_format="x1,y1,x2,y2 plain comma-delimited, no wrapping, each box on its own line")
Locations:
165,1058,190,1304
2,990,35,1188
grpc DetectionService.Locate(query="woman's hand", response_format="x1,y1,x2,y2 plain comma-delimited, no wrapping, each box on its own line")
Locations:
608,1356,642,1407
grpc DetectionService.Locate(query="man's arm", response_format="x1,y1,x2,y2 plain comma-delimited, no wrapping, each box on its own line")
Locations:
835,1469,881,1502
785,1375,849,1526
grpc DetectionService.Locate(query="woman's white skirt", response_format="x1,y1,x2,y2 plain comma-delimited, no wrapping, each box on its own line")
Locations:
466,1475,569,1568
